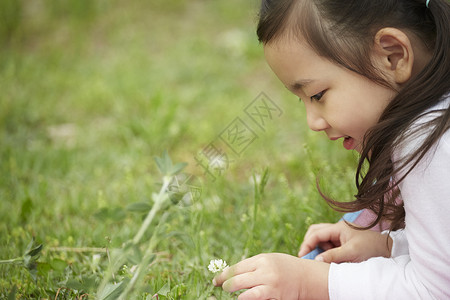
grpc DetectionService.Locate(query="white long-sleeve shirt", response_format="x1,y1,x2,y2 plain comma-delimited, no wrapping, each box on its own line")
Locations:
329,95,450,299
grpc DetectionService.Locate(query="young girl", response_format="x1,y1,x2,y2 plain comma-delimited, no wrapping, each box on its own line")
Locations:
213,0,450,299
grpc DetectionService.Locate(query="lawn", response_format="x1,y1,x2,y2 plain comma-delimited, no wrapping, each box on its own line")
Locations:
0,0,356,298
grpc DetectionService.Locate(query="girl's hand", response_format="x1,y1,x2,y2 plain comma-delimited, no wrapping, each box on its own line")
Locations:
212,253,330,300
298,221,392,263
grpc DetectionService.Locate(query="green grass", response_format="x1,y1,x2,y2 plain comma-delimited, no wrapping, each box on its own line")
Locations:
0,0,357,298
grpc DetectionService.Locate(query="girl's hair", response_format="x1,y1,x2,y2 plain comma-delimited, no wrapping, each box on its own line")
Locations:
257,0,450,231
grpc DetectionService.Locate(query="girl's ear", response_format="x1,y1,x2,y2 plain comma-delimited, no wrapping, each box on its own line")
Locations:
373,28,414,85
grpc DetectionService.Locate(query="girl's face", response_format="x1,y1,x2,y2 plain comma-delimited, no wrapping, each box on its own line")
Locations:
264,38,397,153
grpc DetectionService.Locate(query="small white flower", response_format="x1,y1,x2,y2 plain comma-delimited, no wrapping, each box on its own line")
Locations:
92,254,101,265
208,259,228,273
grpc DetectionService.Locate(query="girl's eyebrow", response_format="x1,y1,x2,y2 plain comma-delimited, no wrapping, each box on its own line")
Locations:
289,79,314,91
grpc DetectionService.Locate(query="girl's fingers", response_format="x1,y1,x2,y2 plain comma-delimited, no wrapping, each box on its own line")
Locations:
237,285,272,300
213,257,257,286
298,223,332,257
222,272,260,293
298,224,342,257
320,241,336,251
298,241,335,257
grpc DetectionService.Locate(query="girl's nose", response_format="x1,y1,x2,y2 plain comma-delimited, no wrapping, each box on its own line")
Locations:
306,110,329,132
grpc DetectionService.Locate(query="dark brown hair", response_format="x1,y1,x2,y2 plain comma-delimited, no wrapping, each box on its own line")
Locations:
257,0,450,230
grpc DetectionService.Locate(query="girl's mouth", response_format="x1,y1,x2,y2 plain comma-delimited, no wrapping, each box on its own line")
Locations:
343,136,355,150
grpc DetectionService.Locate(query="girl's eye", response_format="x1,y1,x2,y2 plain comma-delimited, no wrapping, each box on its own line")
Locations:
310,90,326,102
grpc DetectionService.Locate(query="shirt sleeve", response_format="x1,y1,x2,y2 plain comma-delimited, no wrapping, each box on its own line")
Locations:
384,229,409,257
328,127,450,299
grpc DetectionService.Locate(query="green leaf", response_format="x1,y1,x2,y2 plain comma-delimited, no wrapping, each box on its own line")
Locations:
94,207,126,222
66,278,85,291
24,238,34,254
22,242,42,274
109,207,126,222
168,191,184,204
126,202,152,213
37,262,52,277
127,245,143,265
97,279,129,300
80,274,98,292
170,162,187,176
154,150,173,175
154,150,187,176
66,275,97,293
50,258,67,272
156,282,170,296
93,207,110,220
28,266,38,281
26,244,43,257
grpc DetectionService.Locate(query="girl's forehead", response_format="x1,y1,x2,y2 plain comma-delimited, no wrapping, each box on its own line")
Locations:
263,37,316,61
263,38,333,86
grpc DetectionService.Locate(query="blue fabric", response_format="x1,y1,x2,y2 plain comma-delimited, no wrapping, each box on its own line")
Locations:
301,246,325,259
342,211,363,223
301,210,363,260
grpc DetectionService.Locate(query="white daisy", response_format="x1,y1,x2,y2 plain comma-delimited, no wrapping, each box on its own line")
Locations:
208,259,228,273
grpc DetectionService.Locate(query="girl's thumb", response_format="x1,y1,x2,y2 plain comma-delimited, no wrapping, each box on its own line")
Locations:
315,247,346,263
